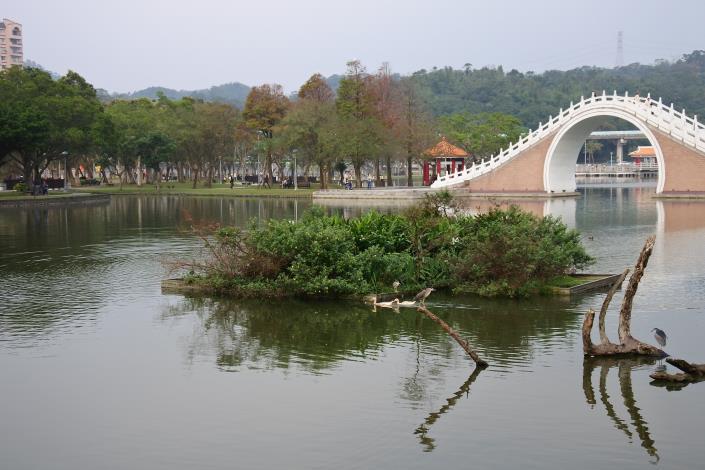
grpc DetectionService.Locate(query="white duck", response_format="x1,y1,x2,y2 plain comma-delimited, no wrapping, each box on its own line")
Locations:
374,298,400,309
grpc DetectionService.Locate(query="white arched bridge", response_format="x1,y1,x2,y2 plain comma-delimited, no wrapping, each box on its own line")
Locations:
431,91,705,196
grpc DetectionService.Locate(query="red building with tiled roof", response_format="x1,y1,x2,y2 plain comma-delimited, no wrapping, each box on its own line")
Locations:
423,137,469,186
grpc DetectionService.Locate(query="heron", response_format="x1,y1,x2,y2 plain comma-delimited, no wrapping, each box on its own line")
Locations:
414,287,435,305
393,281,400,293
651,328,667,348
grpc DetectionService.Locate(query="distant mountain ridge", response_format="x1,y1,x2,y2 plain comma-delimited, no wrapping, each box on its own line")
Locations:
112,82,251,108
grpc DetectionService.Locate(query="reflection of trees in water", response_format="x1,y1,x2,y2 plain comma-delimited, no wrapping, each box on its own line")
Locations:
582,357,659,463
165,297,428,372
166,295,581,375
413,366,484,452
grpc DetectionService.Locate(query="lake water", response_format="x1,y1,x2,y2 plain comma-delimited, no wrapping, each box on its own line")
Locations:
1,184,704,469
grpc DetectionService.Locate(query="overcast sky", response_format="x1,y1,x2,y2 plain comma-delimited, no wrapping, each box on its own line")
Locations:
6,0,705,94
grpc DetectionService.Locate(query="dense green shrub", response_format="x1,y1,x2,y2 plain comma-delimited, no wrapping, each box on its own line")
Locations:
14,182,27,192
182,195,593,298
452,206,593,297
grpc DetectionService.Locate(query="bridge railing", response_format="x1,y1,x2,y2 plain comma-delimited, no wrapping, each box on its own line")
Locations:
432,90,704,188
576,162,659,174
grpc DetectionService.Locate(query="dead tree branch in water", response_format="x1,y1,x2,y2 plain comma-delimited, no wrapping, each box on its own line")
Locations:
582,236,666,357
414,366,484,452
650,358,705,385
417,306,488,367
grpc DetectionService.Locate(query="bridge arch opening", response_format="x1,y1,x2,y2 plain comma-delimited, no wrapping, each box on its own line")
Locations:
544,109,665,194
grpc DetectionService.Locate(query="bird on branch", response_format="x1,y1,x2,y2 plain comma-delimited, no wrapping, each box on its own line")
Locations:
414,287,435,305
651,328,667,347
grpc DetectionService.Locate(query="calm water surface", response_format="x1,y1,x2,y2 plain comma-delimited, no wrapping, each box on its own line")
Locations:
1,186,704,469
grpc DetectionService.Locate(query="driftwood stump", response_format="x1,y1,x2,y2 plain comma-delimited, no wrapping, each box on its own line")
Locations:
417,306,488,367
650,358,705,385
582,235,666,357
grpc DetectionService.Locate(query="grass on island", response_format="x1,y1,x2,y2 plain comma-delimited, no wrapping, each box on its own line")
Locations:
545,274,607,288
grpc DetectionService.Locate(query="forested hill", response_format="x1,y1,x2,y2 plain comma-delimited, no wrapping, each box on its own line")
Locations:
25,50,705,123
409,50,705,128
112,82,251,108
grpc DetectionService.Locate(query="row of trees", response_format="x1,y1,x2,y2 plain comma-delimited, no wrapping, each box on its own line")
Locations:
245,61,438,188
1,63,532,189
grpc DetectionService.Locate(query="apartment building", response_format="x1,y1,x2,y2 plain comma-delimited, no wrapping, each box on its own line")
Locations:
0,18,23,70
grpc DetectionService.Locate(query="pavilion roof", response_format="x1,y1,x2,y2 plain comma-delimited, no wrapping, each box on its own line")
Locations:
628,145,655,157
424,137,468,158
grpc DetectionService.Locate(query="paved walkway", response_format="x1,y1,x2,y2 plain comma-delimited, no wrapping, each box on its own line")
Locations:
313,187,435,200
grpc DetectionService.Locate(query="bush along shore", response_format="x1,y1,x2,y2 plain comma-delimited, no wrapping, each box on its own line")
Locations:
171,193,594,298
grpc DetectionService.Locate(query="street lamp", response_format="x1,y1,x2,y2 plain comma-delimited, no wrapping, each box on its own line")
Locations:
61,151,70,190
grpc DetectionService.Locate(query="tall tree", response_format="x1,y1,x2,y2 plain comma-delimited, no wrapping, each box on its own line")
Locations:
397,78,435,186
277,74,337,189
243,84,289,185
0,67,104,184
298,73,335,102
368,63,400,186
336,61,382,187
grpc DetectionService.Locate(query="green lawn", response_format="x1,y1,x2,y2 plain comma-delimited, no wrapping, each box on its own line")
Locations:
72,182,316,198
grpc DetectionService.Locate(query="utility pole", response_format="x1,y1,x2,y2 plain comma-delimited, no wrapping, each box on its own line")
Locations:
615,31,624,68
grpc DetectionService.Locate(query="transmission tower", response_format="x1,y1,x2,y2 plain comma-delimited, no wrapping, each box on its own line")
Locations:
615,31,624,67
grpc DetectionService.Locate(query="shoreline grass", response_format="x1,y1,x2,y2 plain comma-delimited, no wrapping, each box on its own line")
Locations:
0,191,92,200
72,182,316,198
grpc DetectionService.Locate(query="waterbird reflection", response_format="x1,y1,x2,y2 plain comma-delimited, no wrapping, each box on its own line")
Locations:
582,356,659,463
414,366,484,452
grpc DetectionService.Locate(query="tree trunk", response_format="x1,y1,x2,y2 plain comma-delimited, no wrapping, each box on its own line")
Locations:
417,306,488,367
205,165,213,188
303,163,310,184
192,165,199,189
583,236,665,357
407,155,414,187
386,155,393,187
266,151,274,186
319,164,327,190
374,157,381,186
354,163,362,188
